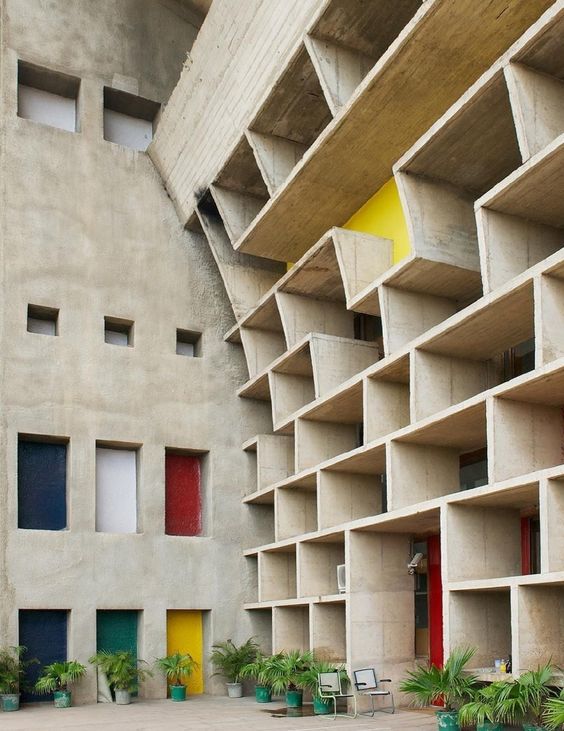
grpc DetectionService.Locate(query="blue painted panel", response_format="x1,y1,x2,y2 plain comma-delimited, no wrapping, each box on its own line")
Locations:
19,610,67,702
18,440,67,530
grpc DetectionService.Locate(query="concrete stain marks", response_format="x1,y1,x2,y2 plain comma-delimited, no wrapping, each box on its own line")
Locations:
0,697,437,730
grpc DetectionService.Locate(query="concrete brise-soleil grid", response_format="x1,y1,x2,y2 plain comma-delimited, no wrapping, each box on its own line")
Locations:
153,0,564,706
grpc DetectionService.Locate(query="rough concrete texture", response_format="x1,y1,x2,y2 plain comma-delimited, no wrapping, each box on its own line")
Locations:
150,0,325,221
0,696,437,730
0,0,272,703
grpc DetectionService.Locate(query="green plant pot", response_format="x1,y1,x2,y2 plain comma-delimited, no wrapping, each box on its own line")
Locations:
286,689,303,708
313,697,333,715
436,710,459,730
477,724,503,731
53,690,72,708
255,685,271,703
523,725,549,731
1,693,20,711
170,684,186,701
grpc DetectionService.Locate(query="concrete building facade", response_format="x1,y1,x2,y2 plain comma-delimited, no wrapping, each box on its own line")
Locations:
1,0,563,706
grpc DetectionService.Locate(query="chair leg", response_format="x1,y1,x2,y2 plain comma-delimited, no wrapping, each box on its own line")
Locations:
357,694,375,717
382,692,395,714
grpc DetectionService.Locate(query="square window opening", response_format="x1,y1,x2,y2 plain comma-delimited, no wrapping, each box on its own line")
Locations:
104,317,133,347
176,328,201,357
18,60,79,132
27,304,59,336
103,87,160,152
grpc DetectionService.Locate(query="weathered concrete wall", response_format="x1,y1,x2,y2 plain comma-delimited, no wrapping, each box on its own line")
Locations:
0,0,271,701
149,0,325,221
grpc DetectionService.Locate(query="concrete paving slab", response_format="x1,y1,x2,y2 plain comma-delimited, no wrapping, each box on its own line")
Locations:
0,696,437,730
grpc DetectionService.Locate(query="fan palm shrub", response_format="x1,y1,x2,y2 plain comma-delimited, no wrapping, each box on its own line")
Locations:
458,680,507,730
494,663,557,730
400,646,478,729
89,650,152,705
210,638,259,697
155,652,198,701
35,660,87,708
239,652,283,702
266,649,314,707
0,646,38,711
543,690,564,730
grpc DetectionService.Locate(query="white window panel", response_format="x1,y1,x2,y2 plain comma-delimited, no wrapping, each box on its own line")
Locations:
105,329,129,346
103,108,153,151
27,317,56,335
18,85,76,132
176,341,195,357
96,448,137,533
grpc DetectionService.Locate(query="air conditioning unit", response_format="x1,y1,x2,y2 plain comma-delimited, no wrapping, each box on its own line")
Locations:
337,564,346,593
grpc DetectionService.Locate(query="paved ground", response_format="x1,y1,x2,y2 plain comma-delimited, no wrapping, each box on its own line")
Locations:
1,696,438,730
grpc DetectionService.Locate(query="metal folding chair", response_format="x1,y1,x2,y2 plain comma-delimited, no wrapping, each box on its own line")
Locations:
353,668,395,715
318,671,357,719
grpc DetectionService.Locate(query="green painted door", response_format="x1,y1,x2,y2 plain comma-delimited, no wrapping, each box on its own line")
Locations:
96,610,138,656
96,610,138,694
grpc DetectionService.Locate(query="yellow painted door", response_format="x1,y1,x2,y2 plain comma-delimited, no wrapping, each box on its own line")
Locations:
167,610,204,694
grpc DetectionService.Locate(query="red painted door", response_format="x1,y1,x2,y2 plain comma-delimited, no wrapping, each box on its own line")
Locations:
165,454,201,536
427,534,444,667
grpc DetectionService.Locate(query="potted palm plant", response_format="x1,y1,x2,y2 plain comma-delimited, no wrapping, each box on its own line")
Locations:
458,680,508,731
494,663,557,731
209,638,259,697
89,650,152,705
543,690,564,730
267,650,314,708
0,645,38,711
297,658,349,715
34,660,87,708
155,651,198,701
400,646,478,729
240,653,282,703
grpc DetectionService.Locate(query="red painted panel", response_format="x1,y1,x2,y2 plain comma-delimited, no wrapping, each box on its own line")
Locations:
521,517,531,575
165,454,201,536
427,534,444,668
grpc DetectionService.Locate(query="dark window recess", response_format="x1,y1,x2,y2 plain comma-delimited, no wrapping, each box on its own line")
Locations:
502,338,535,381
530,518,541,574
19,610,67,702
104,317,133,347
414,572,429,629
380,473,388,513
522,516,541,575
165,452,202,536
176,329,201,357
18,439,67,530
354,313,384,358
27,304,59,336
459,448,488,491
355,423,364,448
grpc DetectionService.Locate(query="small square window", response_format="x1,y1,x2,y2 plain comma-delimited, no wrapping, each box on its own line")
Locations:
104,317,133,347
103,87,160,152
27,304,58,336
176,329,201,357
18,60,80,132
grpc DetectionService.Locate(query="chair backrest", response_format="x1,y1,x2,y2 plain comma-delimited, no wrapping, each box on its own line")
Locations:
318,671,343,694
353,667,378,691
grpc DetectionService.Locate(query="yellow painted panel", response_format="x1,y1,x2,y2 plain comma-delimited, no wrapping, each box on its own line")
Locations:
167,610,204,694
344,177,410,264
